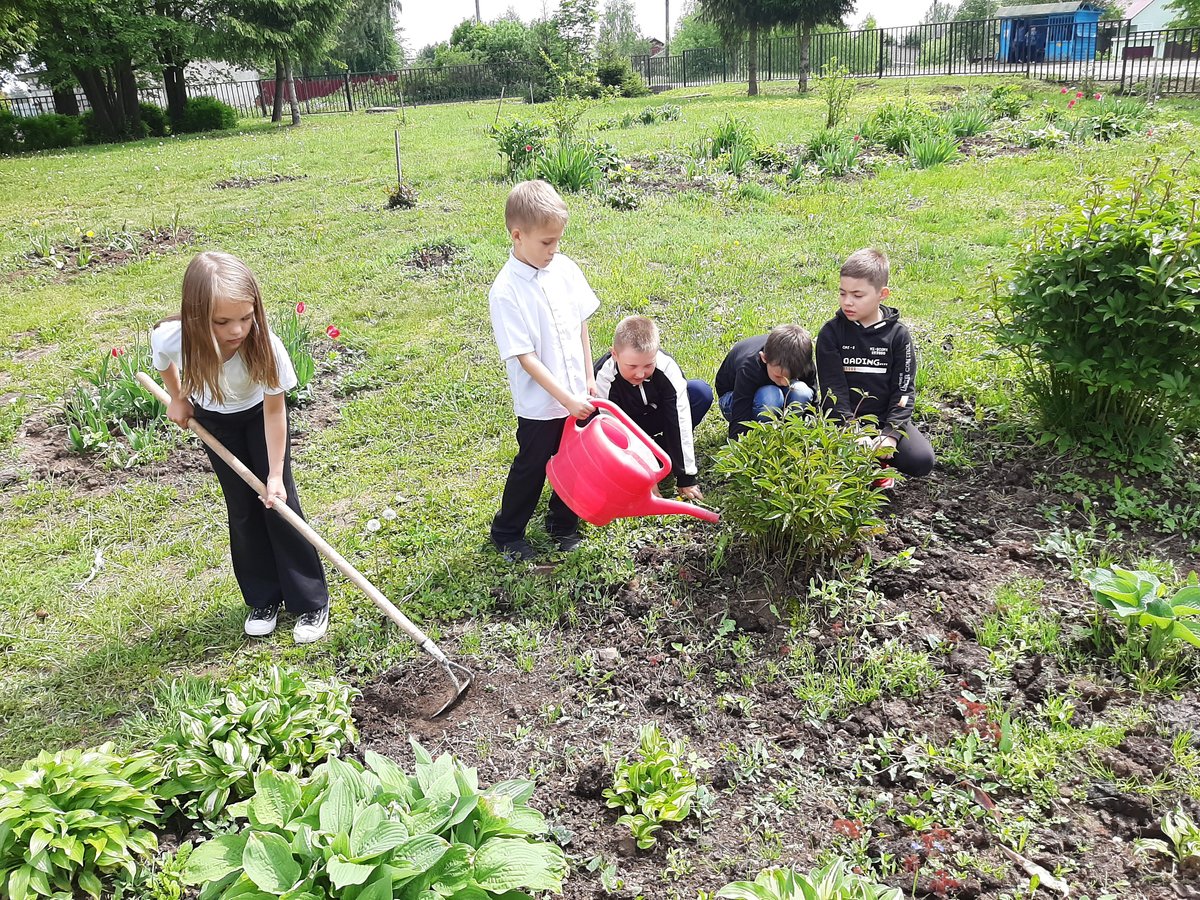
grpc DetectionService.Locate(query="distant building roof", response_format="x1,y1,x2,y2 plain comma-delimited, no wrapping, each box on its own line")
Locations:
997,2,1101,15
1123,0,1156,17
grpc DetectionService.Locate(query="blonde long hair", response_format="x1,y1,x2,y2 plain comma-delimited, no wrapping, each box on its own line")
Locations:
169,251,280,406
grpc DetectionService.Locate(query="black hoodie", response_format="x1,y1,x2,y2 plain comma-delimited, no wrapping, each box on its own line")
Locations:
815,305,916,438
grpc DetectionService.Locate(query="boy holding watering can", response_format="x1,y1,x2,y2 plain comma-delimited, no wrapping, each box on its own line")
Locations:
593,315,713,501
488,180,600,562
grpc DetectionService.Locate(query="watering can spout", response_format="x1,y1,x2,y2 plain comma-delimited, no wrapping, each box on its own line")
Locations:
638,495,721,523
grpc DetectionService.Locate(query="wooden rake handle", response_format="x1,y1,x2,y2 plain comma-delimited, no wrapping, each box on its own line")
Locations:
136,372,451,665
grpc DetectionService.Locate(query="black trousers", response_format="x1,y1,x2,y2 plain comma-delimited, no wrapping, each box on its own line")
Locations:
193,402,328,613
491,416,579,544
889,421,936,478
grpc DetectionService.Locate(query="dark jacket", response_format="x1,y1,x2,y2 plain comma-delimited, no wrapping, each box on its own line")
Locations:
594,350,698,487
815,306,916,438
714,335,778,440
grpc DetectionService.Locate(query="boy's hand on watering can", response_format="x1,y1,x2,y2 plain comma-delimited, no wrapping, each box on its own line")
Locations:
167,397,194,429
678,485,704,502
262,475,288,509
565,396,595,419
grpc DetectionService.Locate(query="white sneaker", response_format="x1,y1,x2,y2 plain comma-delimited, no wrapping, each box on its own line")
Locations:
245,604,279,637
293,604,330,644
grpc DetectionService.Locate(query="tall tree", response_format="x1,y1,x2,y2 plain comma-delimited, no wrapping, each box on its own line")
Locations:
215,0,349,124
554,0,599,69
672,4,723,51
773,0,855,92
696,0,780,95
922,1,957,24
326,0,401,71
598,0,647,57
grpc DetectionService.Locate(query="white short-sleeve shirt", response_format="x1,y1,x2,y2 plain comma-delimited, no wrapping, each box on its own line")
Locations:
151,319,297,414
489,253,599,420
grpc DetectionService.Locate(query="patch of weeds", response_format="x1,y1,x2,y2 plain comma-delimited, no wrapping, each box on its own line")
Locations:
786,638,939,719
1135,806,1200,873
976,578,1061,672
697,115,757,160
213,173,306,189
906,130,962,169
604,185,640,211
403,238,466,271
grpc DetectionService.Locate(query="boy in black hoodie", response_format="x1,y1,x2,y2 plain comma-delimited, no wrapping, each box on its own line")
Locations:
816,248,935,479
594,316,712,500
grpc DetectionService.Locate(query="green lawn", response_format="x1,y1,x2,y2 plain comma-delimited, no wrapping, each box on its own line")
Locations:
0,77,1196,766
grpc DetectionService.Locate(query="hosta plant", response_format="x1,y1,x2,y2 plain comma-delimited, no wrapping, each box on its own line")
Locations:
716,859,902,900
713,408,890,577
182,743,567,899
604,725,704,849
1086,566,1200,660
156,666,359,823
1135,806,1200,870
0,744,161,900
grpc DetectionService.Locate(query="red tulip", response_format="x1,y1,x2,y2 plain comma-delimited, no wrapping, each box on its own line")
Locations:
111,347,125,357
1075,91,1083,98
1060,87,1068,94
853,134,861,142
326,325,341,339
523,144,533,152
1094,92,1102,100
1068,99,1076,109
296,301,306,314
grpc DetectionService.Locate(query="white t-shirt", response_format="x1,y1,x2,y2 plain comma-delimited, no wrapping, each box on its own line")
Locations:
489,253,599,420
151,319,297,414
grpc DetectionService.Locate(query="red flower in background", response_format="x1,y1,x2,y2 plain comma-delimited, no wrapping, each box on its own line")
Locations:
296,301,306,314
111,347,125,358
523,144,533,152
326,325,341,340
1094,92,1103,100
1068,99,1077,109
1076,91,1084,98
1061,86,1069,94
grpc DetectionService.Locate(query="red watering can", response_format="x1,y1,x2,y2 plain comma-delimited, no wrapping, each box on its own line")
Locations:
547,399,720,526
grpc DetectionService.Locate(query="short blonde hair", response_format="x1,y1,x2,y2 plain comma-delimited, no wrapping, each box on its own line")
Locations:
840,247,889,290
505,180,569,232
613,316,660,355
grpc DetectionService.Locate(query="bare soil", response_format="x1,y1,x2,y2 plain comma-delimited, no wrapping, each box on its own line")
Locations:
351,409,1200,899
213,174,307,189
16,227,196,281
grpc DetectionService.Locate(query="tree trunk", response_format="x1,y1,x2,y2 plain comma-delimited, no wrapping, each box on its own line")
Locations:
284,54,301,126
52,86,80,116
117,59,141,134
163,64,188,127
272,56,284,122
798,23,813,92
475,0,480,21
747,23,759,96
74,65,121,137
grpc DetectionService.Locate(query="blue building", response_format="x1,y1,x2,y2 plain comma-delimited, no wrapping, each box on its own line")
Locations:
997,2,1104,63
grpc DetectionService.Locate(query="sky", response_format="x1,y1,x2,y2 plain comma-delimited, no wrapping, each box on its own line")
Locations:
399,0,935,54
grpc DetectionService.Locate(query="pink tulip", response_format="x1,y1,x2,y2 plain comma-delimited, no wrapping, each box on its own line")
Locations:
1094,93,1102,100
1068,100,1076,109
111,347,125,358
1061,87,1068,94
326,325,341,340
1076,91,1084,98
296,301,306,314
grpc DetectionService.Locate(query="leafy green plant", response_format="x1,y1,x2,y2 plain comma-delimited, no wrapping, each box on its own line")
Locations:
698,115,757,160
532,142,603,193
753,143,790,172
1135,806,1200,870
986,83,1029,119
716,859,902,900
859,97,941,152
63,340,168,460
724,143,753,177
605,185,640,210
156,666,359,823
595,56,650,97
1024,124,1070,149
488,119,550,173
803,126,850,162
816,57,855,129
812,136,862,178
906,131,961,169
1085,566,1200,660
990,161,1200,463
19,113,87,151
943,101,993,138
0,744,161,900
183,744,567,899
271,302,318,404
177,96,239,133
712,408,890,577
603,725,703,849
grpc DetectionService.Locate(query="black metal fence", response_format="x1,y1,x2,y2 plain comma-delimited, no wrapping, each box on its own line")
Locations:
631,19,1200,94
3,18,1198,120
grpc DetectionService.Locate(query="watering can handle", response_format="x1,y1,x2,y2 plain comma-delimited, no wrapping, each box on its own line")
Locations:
588,398,672,478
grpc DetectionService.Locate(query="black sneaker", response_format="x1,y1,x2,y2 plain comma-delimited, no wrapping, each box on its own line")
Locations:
553,531,584,552
493,537,537,562
293,604,330,644
244,604,279,637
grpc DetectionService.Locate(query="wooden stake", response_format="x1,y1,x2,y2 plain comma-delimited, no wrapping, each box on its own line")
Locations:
494,86,506,126
394,130,402,184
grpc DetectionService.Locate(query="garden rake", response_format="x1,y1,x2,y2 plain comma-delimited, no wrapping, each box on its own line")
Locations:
137,373,472,717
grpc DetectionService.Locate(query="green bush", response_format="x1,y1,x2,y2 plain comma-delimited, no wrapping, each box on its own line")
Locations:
943,100,993,138
531,141,603,193
906,130,962,168
182,744,568,899
0,108,20,154
991,164,1200,462
140,102,169,137
19,112,86,151
596,55,650,97
603,725,703,849
713,408,890,576
177,96,239,133
859,97,941,152
488,119,550,173
987,83,1029,119
697,114,757,159
0,744,161,899
155,666,359,823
